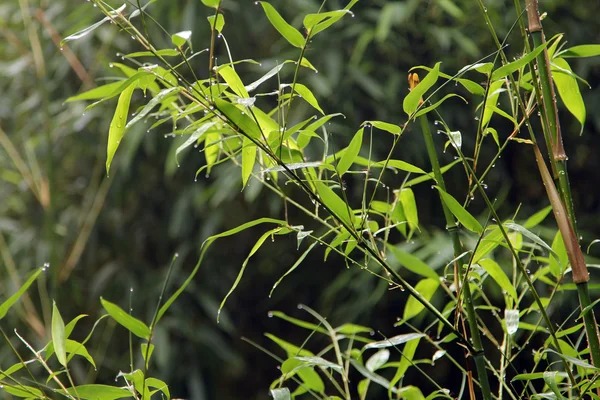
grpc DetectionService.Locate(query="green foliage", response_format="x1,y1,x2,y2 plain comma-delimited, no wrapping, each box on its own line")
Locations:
3,0,600,398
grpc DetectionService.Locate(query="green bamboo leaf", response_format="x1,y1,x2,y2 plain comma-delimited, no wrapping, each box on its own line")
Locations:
314,182,353,226
0,267,43,320
124,49,180,58
481,80,505,127
52,302,67,367
126,87,180,128
146,377,170,399
266,333,314,357
3,385,44,398
207,14,225,33
503,222,556,257
159,218,286,322
372,160,426,174
491,41,549,80
294,83,324,114
415,93,467,117
106,83,136,175
270,388,292,400
473,225,503,262
336,128,363,175
389,338,421,392
560,44,600,58
58,385,132,400
524,205,553,229
363,333,425,350
65,81,123,103
366,349,390,372
404,62,441,115
217,65,250,98
242,136,256,187
553,58,585,134
219,227,284,318
214,98,262,139
65,339,96,368
549,231,568,278
364,120,402,135
434,186,483,233
269,311,328,334
171,30,192,48
175,121,217,162
478,259,517,300
258,2,305,48
386,245,438,280
60,5,125,47
403,279,439,320
295,356,343,373
303,8,355,37
399,188,419,233
100,298,150,339
201,0,221,7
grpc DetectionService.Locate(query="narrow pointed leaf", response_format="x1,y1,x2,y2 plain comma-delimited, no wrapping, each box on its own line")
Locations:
404,62,441,115
478,259,517,300
0,268,43,320
491,42,549,80
258,2,305,48
106,83,136,175
552,58,585,134
52,302,67,367
100,298,150,339
434,186,483,233
336,128,363,175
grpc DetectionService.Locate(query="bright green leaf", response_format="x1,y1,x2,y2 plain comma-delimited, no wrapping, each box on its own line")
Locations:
207,14,225,33
100,298,150,339
403,279,439,320
404,62,441,115
553,58,585,134
386,245,438,279
478,259,517,300
315,182,353,226
561,44,600,58
171,30,192,48
336,128,363,175
52,302,67,367
294,83,324,114
258,2,305,48
106,83,136,175
242,136,257,187
0,267,43,320
491,42,549,80
435,186,483,233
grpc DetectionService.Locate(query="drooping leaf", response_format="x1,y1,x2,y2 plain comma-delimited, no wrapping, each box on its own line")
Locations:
106,83,136,175
217,65,250,98
364,120,402,135
314,182,353,227
214,98,262,139
552,58,585,134
175,121,217,162
363,333,425,350
399,188,419,233
258,2,305,48
126,87,180,128
435,186,483,233
171,30,192,48
386,245,438,279
478,259,517,300
219,227,286,318
294,83,324,114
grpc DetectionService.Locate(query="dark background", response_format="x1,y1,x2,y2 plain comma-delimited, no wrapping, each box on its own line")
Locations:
1,0,599,398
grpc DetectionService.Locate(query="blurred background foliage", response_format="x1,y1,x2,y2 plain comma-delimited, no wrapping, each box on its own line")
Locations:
1,0,598,398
